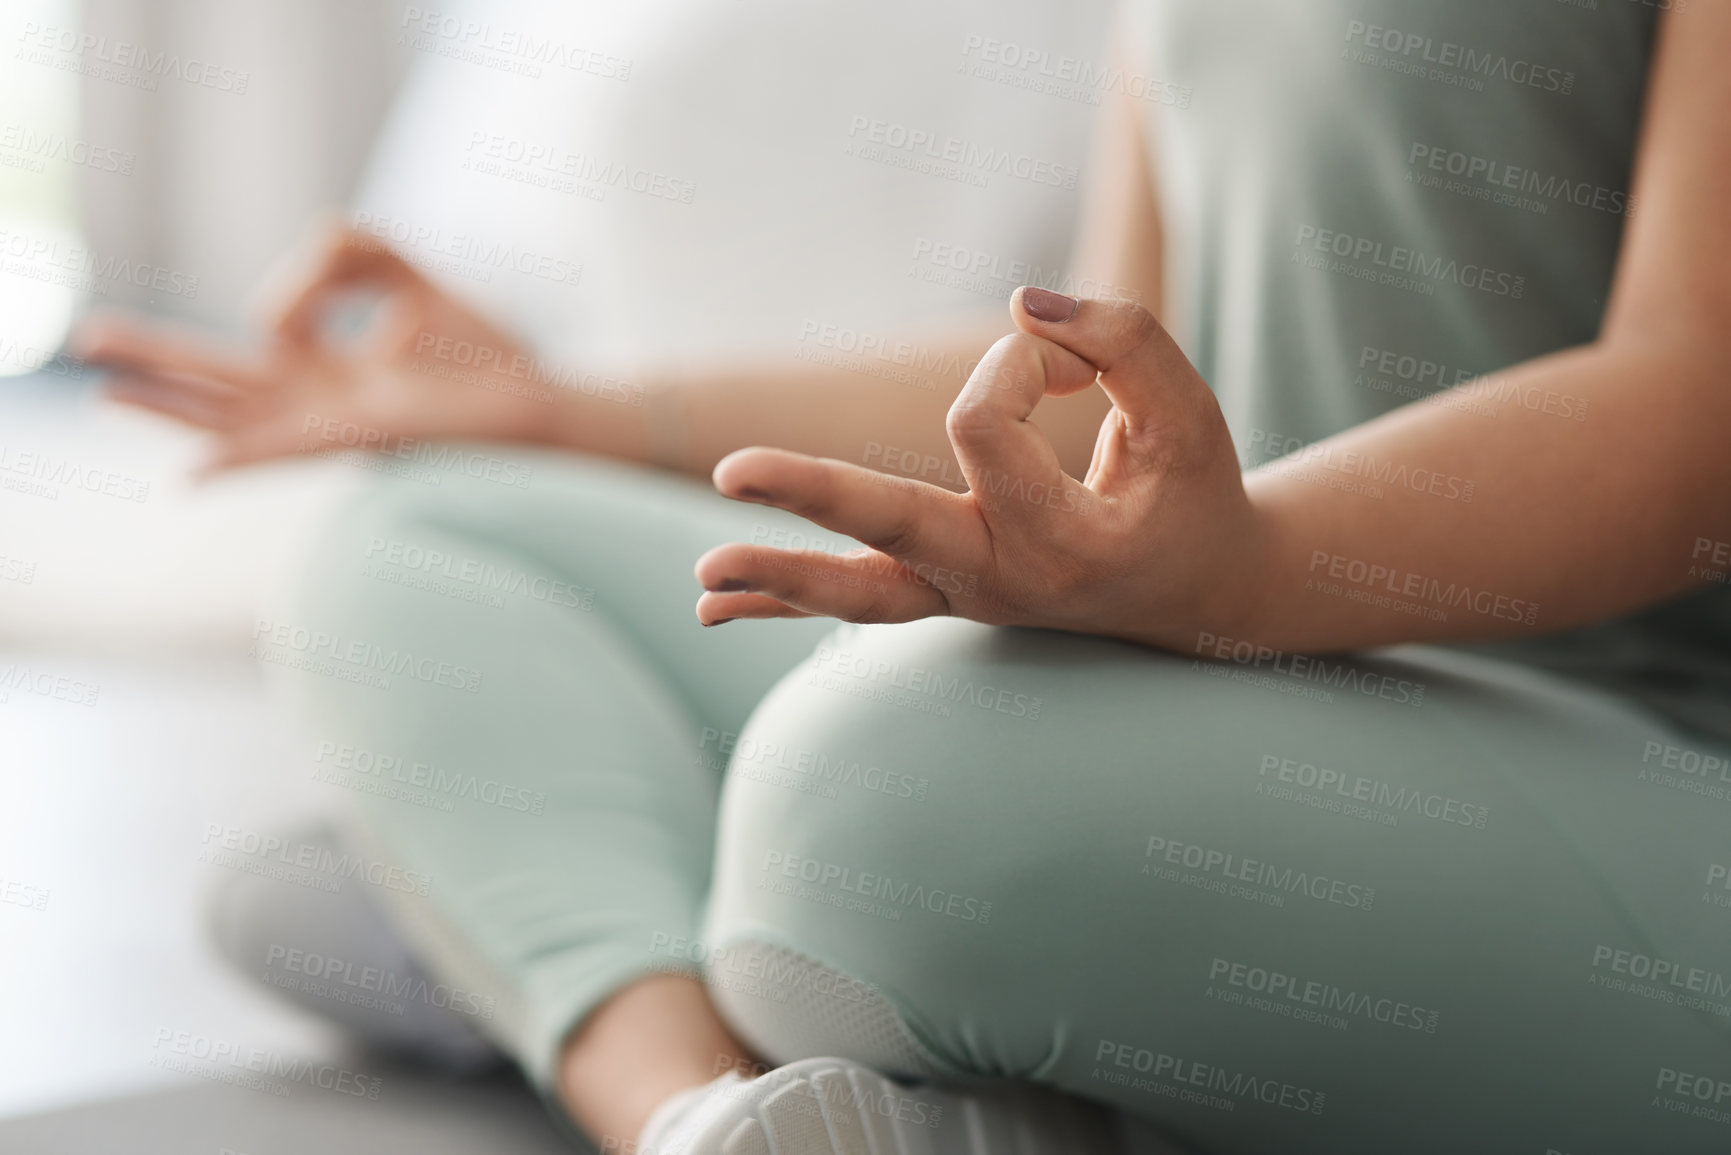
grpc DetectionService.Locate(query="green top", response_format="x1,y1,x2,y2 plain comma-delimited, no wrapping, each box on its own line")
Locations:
1133,0,1731,740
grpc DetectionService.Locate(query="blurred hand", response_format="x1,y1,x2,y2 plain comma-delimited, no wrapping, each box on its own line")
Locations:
73,225,562,472
693,288,1270,649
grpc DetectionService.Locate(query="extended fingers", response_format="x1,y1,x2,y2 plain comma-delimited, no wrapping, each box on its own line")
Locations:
694,543,950,625
692,590,816,626
74,315,271,391
712,447,982,566
107,372,240,430
198,409,337,474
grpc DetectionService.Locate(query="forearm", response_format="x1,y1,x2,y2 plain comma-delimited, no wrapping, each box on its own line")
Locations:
534,318,1111,485
1228,337,1731,653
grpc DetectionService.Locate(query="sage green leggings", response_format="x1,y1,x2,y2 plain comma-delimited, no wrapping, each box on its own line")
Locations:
276,450,1731,1155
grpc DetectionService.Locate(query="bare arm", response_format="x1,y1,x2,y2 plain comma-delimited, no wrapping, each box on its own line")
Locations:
538,44,1167,486
1234,0,1731,649
690,4,1731,654
79,74,1141,488
535,316,1114,487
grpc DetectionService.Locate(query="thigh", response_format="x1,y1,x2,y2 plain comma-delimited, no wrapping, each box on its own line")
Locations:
295,447,841,728
272,448,842,1084
704,618,1731,1155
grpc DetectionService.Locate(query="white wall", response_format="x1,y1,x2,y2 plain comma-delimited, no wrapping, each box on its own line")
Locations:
78,0,409,326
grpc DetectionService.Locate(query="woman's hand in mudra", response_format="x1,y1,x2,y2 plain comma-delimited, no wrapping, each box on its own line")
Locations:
694,289,1270,650
73,225,558,473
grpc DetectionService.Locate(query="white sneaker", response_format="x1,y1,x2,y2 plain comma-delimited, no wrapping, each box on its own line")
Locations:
636,1056,1126,1155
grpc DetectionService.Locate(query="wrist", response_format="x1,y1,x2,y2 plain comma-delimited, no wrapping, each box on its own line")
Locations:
533,373,656,464
1190,487,1285,654
641,375,692,473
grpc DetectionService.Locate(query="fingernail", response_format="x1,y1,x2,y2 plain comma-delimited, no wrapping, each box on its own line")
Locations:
711,578,749,592
705,617,736,627
1020,286,1079,323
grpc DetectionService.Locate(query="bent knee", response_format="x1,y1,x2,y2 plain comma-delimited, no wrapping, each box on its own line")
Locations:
703,620,1144,1073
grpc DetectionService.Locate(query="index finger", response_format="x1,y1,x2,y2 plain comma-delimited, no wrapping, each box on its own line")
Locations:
713,447,985,572
72,314,271,391
944,327,1097,522
265,226,430,346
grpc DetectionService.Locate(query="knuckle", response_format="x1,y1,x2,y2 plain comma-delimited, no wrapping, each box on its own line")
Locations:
944,399,995,448
1106,300,1160,352
865,515,922,559
842,601,891,625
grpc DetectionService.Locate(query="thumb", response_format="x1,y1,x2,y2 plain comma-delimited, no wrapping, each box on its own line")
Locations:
263,224,427,348
1009,288,1217,447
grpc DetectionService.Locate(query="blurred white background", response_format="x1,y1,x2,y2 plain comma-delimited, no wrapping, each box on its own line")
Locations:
0,0,413,1120
0,0,1112,1121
